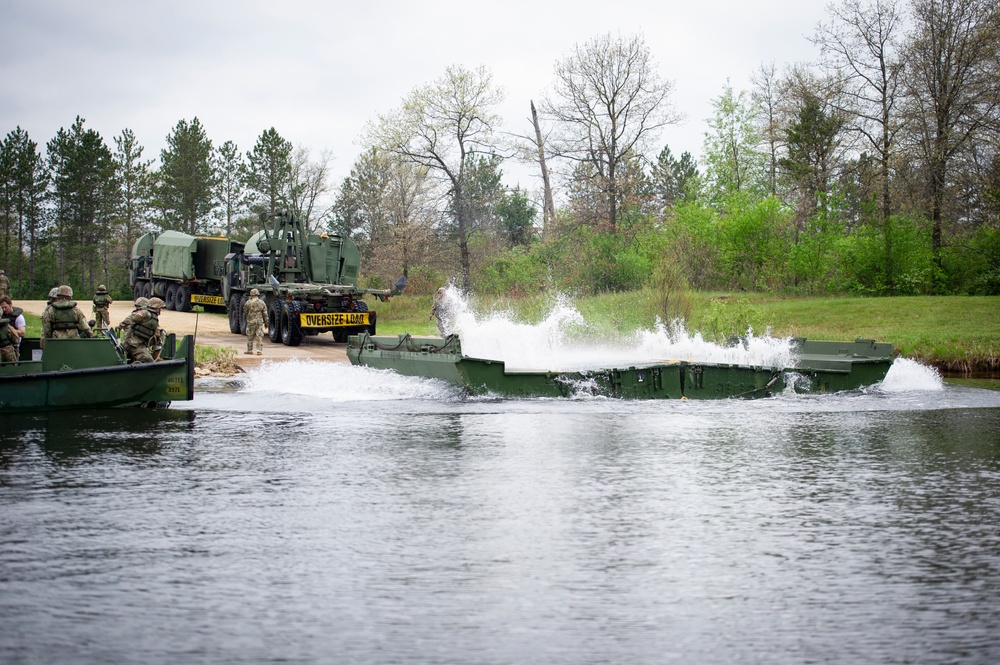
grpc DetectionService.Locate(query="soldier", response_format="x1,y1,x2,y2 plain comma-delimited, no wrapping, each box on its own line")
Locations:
92,284,113,331
0,318,18,363
242,288,267,355
429,287,452,336
0,295,25,346
119,297,161,364
39,287,58,340
40,285,92,348
0,269,9,298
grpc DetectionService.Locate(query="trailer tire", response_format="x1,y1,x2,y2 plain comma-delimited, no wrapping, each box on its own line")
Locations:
228,294,242,334
268,301,281,343
280,301,303,346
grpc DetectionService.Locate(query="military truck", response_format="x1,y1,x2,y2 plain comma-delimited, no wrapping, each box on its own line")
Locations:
223,210,405,346
128,231,244,312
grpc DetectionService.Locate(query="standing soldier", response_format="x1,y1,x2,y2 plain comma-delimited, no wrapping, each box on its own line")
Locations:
40,285,92,348
429,287,453,336
0,318,18,363
92,284,113,331
0,270,9,298
118,297,162,364
242,288,267,355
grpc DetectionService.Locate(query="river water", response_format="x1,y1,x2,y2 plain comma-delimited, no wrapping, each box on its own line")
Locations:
3,300,1000,664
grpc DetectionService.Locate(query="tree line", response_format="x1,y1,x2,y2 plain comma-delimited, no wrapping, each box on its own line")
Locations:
2,0,998,306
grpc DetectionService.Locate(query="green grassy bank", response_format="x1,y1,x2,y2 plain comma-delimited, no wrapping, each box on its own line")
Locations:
371,292,999,373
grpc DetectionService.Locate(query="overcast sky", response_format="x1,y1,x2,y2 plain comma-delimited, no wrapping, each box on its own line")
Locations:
1,0,830,194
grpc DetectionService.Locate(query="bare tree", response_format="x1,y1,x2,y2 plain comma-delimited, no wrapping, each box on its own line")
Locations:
530,100,556,231
366,64,505,290
903,0,1000,279
813,0,906,226
289,146,335,231
542,32,681,230
751,62,783,197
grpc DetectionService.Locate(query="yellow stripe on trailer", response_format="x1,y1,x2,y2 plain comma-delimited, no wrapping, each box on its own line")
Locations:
300,312,370,328
191,294,225,306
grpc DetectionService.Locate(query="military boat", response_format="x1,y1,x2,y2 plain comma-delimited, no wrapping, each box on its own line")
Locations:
346,333,894,400
0,333,195,412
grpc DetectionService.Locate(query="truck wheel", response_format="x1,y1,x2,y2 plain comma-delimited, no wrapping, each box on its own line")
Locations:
133,282,143,301
268,301,281,343
228,294,242,334
177,285,193,312
239,296,248,335
142,282,153,299
165,284,178,311
280,301,303,346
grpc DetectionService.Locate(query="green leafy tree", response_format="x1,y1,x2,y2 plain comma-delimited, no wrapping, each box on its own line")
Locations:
46,116,118,291
1,127,49,293
780,95,845,222
113,128,153,242
158,117,215,235
649,145,700,209
703,83,768,202
213,140,248,236
332,148,436,282
246,127,293,216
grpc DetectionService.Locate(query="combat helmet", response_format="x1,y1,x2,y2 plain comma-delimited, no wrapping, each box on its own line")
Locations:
135,297,149,308
56,285,73,298
97,284,107,293
250,288,260,296
147,297,165,310
48,287,59,300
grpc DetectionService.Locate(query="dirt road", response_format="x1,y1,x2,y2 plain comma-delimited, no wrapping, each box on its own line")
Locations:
17,300,350,369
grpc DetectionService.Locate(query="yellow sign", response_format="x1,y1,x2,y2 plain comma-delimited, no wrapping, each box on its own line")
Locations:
191,294,225,306
300,312,370,328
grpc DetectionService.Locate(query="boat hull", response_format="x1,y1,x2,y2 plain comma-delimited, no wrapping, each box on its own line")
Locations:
0,334,195,412
346,334,894,400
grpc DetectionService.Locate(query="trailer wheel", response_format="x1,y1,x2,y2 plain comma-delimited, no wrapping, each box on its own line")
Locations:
280,301,303,346
165,284,178,311
228,294,242,334
176,285,193,312
268,301,281,343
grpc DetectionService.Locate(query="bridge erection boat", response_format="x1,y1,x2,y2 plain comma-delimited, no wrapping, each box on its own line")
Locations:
0,333,195,412
346,333,894,400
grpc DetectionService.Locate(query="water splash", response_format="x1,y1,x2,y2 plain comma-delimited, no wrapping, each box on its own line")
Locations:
239,358,459,402
879,357,944,392
446,290,796,371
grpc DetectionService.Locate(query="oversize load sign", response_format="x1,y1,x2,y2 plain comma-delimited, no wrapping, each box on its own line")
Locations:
301,312,370,328
191,294,225,306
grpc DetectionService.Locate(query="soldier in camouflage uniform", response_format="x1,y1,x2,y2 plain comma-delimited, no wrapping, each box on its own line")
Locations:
92,284,113,331
0,318,18,363
41,285,93,348
0,270,9,298
118,297,162,364
242,288,267,355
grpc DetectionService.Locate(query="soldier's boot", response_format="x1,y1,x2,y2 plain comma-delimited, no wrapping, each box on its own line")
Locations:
257,351,262,355
244,350,253,354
